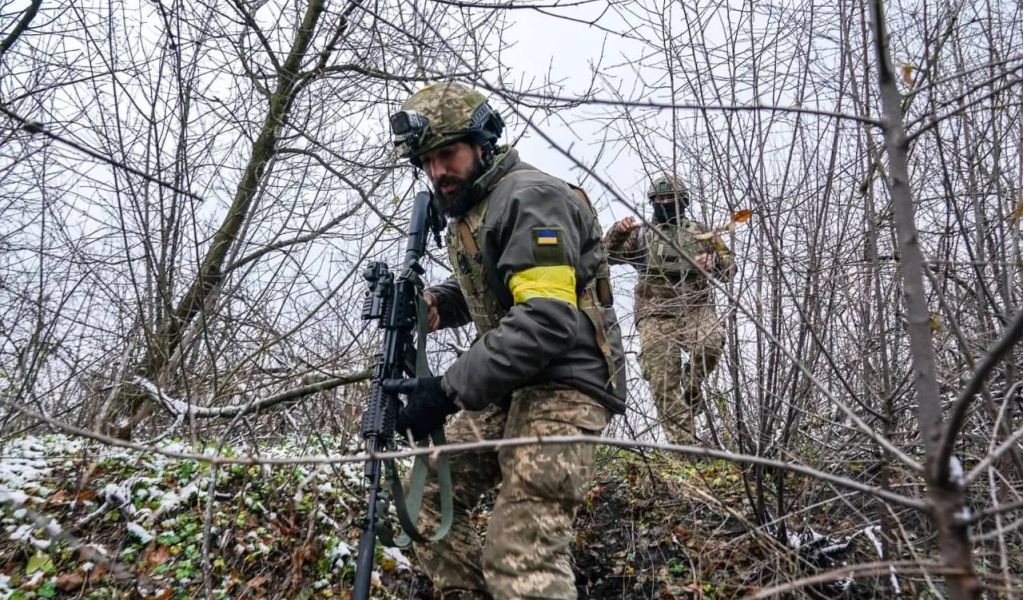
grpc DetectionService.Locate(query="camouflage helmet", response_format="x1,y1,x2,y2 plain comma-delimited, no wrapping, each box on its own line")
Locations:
647,173,689,203
391,82,504,164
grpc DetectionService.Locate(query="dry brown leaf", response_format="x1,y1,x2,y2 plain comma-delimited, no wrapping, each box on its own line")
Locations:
147,588,174,600
141,545,172,572
46,490,68,505
56,570,86,592
731,209,753,223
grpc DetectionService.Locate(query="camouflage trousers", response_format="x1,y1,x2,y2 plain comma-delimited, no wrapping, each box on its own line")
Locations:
407,385,610,600
637,306,725,445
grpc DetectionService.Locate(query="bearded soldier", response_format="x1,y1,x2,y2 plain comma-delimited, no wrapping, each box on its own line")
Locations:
382,82,627,600
604,175,735,445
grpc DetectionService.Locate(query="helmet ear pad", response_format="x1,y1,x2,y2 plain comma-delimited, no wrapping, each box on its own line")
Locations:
464,103,504,160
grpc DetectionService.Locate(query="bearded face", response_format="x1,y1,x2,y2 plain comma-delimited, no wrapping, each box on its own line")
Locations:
419,141,487,219
431,156,486,219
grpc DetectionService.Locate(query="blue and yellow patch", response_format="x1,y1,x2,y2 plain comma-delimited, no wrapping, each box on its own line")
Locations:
532,226,566,265
536,229,559,246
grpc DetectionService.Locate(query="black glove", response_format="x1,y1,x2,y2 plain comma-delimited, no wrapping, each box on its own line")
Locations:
382,376,458,440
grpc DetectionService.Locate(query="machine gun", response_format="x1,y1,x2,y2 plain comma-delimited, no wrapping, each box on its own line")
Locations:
353,191,449,600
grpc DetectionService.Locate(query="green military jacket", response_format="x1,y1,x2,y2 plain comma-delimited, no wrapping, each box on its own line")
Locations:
427,148,627,414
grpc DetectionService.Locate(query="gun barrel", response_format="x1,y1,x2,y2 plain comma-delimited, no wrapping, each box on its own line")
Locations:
403,191,434,268
353,439,384,600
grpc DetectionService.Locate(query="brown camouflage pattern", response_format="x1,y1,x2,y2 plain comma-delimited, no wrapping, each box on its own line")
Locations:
637,309,724,445
407,386,610,599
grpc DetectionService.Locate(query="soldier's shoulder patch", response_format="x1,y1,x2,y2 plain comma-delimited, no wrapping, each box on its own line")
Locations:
532,226,566,265
535,228,560,246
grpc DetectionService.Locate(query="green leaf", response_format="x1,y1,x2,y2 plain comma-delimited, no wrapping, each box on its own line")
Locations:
156,532,179,545
38,580,58,598
26,551,55,574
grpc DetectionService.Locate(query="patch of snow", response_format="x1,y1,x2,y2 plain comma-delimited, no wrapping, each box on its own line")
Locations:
863,526,900,595
835,571,854,590
81,561,95,572
10,524,34,542
127,521,155,543
341,462,364,487
328,539,353,568
383,546,412,571
150,481,200,520
0,489,30,507
948,455,965,485
12,508,26,519
786,530,802,549
958,506,972,525
133,377,191,417
820,541,851,555
22,571,43,588
25,483,53,497
84,543,108,556
784,527,824,550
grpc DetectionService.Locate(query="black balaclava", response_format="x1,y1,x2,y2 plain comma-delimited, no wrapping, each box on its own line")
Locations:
651,200,680,224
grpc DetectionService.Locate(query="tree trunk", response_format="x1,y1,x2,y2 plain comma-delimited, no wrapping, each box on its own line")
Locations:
116,0,329,437
867,0,982,596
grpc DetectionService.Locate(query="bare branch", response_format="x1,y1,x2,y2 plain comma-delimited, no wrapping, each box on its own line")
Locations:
935,309,1023,482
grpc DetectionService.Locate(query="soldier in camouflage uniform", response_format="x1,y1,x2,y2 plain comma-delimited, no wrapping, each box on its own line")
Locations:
604,175,735,445
383,82,627,600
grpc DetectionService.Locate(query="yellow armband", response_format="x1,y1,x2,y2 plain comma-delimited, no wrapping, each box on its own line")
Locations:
508,265,577,307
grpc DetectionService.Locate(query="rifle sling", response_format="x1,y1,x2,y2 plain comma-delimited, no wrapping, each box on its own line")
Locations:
376,428,453,547
376,294,453,547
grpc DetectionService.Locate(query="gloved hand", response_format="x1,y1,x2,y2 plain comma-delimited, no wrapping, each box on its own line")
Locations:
382,376,458,440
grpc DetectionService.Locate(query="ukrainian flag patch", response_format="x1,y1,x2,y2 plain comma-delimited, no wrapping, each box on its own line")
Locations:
536,229,559,246
532,227,566,265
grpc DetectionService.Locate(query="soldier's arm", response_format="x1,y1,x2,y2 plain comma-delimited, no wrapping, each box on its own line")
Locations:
441,183,583,410
709,235,736,281
603,221,643,265
425,278,472,330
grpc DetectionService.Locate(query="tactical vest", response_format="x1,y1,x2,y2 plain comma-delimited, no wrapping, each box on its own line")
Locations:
447,199,504,334
642,221,702,283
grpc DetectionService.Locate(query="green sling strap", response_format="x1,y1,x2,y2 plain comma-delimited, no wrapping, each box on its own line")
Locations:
376,294,454,547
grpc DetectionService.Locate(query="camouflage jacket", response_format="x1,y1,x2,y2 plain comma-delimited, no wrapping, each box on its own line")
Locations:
604,219,735,321
427,148,627,414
